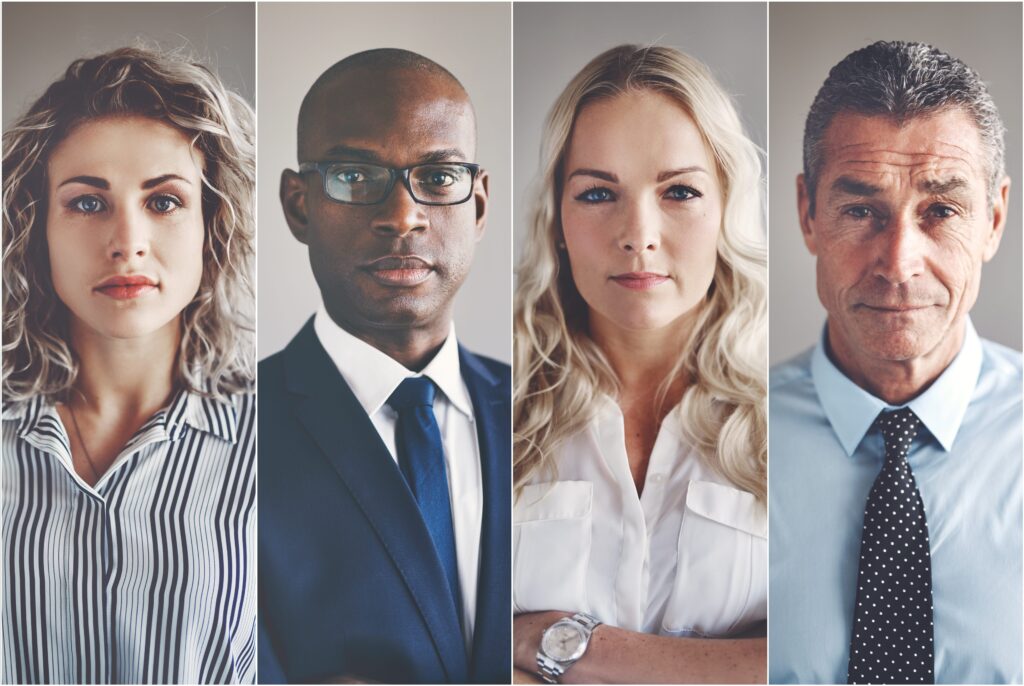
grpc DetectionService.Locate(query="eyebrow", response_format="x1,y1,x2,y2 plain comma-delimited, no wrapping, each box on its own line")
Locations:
829,176,884,197
142,174,192,189
657,166,708,182
567,168,618,183
320,145,469,164
57,175,109,190
567,167,709,184
57,174,191,190
918,176,969,195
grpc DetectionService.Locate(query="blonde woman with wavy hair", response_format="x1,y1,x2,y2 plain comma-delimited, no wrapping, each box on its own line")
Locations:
2,47,255,684
513,45,766,683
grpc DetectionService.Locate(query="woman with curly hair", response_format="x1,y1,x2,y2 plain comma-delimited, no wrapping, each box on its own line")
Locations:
2,47,255,684
513,45,766,683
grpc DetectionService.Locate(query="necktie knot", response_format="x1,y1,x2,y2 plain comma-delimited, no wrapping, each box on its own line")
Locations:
876,407,922,462
387,377,436,411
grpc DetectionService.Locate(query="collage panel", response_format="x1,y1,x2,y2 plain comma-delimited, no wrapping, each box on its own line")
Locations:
255,2,512,684
1,2,256,684
768,2,1023,684
513,3,767,683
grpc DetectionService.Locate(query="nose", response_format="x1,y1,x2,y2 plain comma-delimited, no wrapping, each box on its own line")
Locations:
369,178,429,237
617,198,661,253
874,212,925,285
108,206,149,261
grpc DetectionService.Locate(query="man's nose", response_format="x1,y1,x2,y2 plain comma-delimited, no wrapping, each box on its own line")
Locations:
617,198,661,253
874,213,925,285
369,179,429,237
108,206,150,260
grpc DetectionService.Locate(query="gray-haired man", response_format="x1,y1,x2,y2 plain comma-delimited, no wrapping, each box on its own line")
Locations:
769,41,1020,683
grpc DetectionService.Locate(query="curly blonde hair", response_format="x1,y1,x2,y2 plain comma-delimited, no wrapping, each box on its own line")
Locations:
3,46,255,403
514,45,767,501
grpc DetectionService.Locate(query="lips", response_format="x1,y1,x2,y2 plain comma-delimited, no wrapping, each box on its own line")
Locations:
94,274,158,300
364,255,434,287
859,303,932,312
610,272,670,291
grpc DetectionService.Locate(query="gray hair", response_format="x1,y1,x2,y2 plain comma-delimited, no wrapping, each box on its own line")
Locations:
803,40,1005,215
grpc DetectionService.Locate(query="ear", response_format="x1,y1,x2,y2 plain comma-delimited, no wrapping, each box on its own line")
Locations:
281,168,311,245
982,175,1011,262
473,168,489,241
797,173,819,256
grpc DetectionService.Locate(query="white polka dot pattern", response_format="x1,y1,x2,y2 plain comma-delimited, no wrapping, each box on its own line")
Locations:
848,408,935,685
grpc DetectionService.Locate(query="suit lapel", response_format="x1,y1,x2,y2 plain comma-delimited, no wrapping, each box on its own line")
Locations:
284,321,469,682
460,347,512,682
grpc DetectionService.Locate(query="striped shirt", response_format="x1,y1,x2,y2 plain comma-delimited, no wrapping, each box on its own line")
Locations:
1,388,256,684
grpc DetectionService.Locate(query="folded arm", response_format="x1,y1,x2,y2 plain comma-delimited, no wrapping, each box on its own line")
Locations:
514,611,766,685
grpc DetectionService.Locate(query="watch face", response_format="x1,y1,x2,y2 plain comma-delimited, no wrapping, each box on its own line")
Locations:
542,621,587,662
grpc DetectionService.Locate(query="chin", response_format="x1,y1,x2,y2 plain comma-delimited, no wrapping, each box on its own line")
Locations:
859,331,936,362
79,312,177,340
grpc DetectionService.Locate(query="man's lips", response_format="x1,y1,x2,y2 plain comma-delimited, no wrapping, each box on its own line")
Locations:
857,303,934,312
363,255,434,287
610,272,670,291
94,275,158,300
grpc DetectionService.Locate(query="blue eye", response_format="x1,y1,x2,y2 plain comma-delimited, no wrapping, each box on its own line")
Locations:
928,205,957,219
664,185,701,201
69,196,106,214
148,195,182,213
844,206,874,219
575,186,615,203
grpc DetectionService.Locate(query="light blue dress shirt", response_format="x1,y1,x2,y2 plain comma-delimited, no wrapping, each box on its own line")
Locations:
769,320,1022,684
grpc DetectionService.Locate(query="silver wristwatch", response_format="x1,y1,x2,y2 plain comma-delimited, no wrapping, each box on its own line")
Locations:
536,612,602,684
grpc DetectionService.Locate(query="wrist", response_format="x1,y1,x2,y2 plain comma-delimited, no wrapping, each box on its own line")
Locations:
514,611,569,671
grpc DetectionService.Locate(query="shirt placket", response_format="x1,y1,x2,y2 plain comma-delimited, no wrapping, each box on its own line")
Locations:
597,402,648,631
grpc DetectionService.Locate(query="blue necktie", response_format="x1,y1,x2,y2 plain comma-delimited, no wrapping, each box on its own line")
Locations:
387,377,463,624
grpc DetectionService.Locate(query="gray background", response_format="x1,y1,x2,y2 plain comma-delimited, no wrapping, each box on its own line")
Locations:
769,2,1023,364
257,2,512,362
2,2,255,128
513,3,768,262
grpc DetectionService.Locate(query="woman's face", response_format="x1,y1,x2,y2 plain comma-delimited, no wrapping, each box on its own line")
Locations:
46,116,205,342
560,90,723,333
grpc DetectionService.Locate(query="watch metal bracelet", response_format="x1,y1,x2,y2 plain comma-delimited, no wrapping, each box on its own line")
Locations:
536,612,602,684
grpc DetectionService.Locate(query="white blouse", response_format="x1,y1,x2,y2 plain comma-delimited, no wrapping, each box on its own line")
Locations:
514,396,766,636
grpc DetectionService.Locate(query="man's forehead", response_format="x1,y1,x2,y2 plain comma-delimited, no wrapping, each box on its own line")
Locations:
299,67,476,161
821,110,986,181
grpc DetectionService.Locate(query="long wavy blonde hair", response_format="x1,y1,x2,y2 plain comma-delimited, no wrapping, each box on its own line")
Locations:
3,46,255,403
514,45,767,501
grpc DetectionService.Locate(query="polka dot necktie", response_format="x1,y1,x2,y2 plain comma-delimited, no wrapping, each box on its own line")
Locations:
848,408,935,685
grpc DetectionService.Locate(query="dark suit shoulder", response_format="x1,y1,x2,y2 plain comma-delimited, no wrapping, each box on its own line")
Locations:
460,347,510,387
257,348,287,390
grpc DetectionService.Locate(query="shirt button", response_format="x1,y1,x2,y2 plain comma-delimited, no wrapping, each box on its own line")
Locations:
650,474,665,484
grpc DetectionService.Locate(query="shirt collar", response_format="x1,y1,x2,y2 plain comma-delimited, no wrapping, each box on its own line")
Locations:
811,318,983,456
2,385,239,446
313,305,472,418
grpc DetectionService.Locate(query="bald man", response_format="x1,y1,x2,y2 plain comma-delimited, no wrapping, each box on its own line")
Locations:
258,49,511,684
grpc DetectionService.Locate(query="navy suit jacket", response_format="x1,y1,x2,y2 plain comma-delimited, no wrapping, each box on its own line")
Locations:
258,320,511,684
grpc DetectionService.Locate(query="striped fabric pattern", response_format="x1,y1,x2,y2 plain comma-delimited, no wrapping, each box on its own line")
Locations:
1,388,256,684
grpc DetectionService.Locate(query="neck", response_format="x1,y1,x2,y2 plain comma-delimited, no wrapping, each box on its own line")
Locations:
589,308,698,411
826,319,966,405
324,304,452,372
68,317,179,417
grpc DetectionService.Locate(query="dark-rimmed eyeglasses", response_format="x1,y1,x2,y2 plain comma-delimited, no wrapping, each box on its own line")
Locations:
298,161,482,206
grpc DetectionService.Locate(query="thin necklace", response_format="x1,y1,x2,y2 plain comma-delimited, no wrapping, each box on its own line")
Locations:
68,402,101,481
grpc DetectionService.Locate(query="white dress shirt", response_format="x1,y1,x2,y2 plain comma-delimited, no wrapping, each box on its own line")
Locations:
313,306,482,648
514,395,766,637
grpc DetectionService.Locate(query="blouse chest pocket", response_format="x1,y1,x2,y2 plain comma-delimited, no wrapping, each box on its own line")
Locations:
661,480,766,637
513,480,593,615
